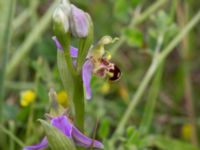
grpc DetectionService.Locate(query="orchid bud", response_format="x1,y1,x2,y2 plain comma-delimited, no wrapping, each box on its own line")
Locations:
52,4,70,33
61,0,70,6
69,4,90,38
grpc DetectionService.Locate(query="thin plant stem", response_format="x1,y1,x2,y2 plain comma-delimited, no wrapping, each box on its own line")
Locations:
6,1,58,79
0,124,25,147
12,0,39,30
158,10,200,63
139,63,163,136
110,0,167,55
9,121,16,150
177,1,198,146
25,104,34,142
113,56,158,137
0,0,16,121
139,32,164,136
111,9,200,139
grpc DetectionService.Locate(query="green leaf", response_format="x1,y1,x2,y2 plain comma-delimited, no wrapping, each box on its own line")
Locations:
114,0,130,22
39,119,76,150
98,118,110,138
2,103,18,120
126,128,140,144
153,136,199,150
36,82,48,103
130,0,141,7
123,27,143,48
57,50,74,102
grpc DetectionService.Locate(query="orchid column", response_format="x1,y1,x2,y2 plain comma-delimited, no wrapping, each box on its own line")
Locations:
52,0,93,131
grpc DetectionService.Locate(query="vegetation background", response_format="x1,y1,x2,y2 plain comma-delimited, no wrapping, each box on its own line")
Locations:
0,0,200,150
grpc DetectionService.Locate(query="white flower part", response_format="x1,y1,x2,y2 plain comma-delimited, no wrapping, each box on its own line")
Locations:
52,5,70,33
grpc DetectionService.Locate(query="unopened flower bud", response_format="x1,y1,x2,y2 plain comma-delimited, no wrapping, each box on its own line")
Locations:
52,5,70,33
69,4,90,38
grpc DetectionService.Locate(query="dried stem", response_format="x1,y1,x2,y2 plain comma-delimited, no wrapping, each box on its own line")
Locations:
177,1,198,146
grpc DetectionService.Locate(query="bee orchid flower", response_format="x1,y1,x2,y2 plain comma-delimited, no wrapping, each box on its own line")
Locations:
53,36,121,100
23,115,104,150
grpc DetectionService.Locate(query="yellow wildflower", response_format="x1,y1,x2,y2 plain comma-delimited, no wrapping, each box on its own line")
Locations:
20,90,36,107
181,123,192,140
100,82,110,94
57,91,69,107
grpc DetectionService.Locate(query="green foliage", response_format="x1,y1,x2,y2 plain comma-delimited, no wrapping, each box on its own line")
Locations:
114,0,140,22
98,118,110,139
153,136,200,150
123,27,143,48
1,0,200,150
147,10,178,52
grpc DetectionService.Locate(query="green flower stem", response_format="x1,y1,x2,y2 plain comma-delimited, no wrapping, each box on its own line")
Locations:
58,32,85,131
0,0,16,121
73,74,85,131
0,124,25,147
59,32,76,77
6,1,58,79
110,0,167,55
112,9,200,139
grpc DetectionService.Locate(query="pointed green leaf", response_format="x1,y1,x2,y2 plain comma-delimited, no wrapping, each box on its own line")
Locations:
57,50,74,102
39,119,76,150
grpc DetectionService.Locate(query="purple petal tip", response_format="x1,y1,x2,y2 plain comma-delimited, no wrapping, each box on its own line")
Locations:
72,127,104,149
23,137,48,150
82,60,94,100
52,36,63,50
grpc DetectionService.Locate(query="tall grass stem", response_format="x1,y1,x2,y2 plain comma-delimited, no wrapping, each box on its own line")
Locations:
112,9,200,138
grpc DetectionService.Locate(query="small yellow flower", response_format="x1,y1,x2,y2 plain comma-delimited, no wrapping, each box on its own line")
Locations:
181,123,192,140
100,82,110,94
57,91,69,107
20,90,36,107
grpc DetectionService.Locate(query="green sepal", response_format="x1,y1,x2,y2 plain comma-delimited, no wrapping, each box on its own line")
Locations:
91,36,119,59
38,119,77,150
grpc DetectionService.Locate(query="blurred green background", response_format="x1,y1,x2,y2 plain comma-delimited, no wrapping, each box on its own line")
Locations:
0,0,200,150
